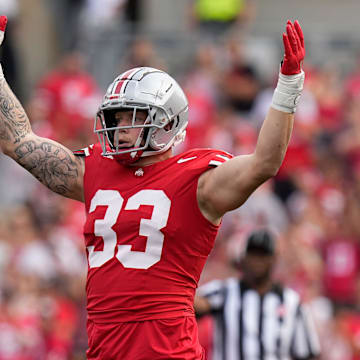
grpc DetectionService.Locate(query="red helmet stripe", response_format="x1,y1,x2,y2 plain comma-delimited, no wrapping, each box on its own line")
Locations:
113,68,140,95
114,79,126,95
120,69,135,80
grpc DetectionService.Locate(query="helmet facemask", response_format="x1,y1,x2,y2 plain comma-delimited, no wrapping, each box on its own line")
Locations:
95,104,175,164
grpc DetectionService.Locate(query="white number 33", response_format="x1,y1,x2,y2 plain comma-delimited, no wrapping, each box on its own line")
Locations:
87,189,171,269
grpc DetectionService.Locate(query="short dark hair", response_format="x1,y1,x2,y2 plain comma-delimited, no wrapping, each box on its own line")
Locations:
245,229,275,255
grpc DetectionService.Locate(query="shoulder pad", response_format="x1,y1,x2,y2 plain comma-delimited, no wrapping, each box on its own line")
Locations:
207,151,233,167
72,144,94,157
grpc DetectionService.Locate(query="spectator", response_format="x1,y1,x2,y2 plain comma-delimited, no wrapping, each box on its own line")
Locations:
78,0,134,89
321,230,360,306
189,0,256,42
33,51,101,148
120,37,167,71
219,38,261,116
46,0,85,53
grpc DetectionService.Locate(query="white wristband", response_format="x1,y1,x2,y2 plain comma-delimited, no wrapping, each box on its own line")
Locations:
0,63,4,80
271,71,305,113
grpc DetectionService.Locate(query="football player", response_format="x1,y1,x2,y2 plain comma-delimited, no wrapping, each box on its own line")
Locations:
0,15,305,359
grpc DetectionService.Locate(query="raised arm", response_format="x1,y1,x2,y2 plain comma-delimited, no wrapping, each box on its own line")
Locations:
198,20,305,223
0,16,84,202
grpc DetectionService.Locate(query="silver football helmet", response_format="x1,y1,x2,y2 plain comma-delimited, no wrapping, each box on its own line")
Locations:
95,67,188,164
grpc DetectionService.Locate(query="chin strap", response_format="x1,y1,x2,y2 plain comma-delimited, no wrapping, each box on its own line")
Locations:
112,127,145,165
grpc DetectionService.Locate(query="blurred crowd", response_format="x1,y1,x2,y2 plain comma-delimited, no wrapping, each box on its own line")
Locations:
1,0,360,359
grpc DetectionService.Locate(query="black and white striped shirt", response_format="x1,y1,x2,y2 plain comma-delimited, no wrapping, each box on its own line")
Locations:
198,278,321,360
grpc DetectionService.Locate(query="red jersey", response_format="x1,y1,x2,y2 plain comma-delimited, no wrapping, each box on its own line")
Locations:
80,144,233,323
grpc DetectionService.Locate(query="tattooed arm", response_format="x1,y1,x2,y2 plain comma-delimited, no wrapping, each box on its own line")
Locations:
0,75,85,202
0,16,84,201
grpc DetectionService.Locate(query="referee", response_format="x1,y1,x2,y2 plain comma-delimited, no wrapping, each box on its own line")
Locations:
194,229,321,360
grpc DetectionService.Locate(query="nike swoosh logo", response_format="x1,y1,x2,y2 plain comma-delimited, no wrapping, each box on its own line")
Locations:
177,156,197,164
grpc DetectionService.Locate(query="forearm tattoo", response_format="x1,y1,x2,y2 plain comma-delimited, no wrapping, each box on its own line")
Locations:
0,78,31,143
14,140,79,196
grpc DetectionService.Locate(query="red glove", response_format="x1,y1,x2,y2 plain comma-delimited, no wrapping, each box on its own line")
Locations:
0,15,7,47
281,20,305,75
0,15,7,32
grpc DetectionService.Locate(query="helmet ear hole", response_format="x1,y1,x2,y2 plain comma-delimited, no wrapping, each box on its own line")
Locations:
164,116,179,132
164,119,174,132
173,116,179,129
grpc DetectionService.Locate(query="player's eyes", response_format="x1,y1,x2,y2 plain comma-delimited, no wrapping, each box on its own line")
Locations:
111,112,147,126
108,118,118,127
135,117,145,124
